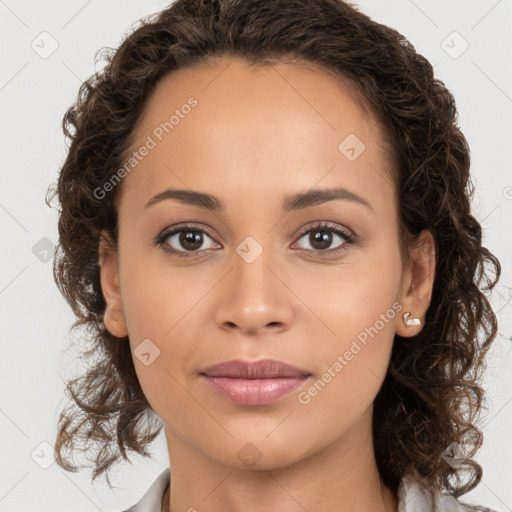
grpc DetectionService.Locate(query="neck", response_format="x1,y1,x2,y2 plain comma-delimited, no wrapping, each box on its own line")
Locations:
161,476,396,512
162,407,397,512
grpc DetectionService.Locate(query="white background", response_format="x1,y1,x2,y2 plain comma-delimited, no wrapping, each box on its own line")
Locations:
1,0,511,510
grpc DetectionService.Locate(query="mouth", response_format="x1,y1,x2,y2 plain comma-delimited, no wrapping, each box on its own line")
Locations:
200,358,311,379
199,358,312,406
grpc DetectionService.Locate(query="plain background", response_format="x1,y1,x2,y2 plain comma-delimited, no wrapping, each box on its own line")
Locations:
1,0,511,510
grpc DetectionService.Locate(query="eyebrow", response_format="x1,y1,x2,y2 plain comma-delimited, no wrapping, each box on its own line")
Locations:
144,186,374,213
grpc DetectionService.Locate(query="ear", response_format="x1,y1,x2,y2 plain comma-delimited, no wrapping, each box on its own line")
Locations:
98,231,128,338
395,229,436,337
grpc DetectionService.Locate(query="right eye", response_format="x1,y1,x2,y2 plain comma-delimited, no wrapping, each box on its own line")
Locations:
155,223,220,258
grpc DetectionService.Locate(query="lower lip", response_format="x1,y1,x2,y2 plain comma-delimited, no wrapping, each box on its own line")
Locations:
201,375,310,405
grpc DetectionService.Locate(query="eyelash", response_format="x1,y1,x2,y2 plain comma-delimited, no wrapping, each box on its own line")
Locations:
154,221,357,259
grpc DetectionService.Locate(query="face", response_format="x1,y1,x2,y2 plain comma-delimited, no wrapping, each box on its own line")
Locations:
99,56,434,471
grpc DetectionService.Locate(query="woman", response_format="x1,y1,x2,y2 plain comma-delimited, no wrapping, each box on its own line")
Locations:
48,0,501,510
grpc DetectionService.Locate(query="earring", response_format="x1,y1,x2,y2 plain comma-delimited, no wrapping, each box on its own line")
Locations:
403,312,421,326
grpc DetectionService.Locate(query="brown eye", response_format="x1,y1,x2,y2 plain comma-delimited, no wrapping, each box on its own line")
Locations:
176,230,205,251
293,221,356,255
306,230,335,250
157,223,220,257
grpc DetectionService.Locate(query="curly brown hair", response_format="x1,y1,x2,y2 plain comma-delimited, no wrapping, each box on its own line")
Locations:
47,0,501,498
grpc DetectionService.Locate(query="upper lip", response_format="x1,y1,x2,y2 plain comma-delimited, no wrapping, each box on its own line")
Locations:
200,358,311,378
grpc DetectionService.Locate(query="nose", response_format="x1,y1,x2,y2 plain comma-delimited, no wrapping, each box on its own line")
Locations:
214,243,294,336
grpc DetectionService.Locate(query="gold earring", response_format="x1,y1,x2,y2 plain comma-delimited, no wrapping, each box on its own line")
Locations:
403,312,421,326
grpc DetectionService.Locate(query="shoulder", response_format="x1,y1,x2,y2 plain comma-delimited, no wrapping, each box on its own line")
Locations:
119,468,170,512
397,469,497,512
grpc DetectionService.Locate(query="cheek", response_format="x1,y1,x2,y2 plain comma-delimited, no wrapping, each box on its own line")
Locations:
292,237,402,345
294,244,402,407
118,235,211,342
116,236,230,398
294,288,400,437
118,254,203,420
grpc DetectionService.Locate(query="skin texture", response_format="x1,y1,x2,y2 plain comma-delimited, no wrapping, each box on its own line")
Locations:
99,56,435,512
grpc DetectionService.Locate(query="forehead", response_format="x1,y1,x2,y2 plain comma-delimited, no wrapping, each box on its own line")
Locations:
119,56,395,215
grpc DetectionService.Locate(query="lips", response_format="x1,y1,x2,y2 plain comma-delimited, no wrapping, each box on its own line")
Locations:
200,358,311,379
200,358,312,405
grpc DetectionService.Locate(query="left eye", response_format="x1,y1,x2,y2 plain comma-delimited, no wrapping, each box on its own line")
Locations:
294,224,353,252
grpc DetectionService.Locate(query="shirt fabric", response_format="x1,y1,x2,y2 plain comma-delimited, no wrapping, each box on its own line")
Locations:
121,467,497,512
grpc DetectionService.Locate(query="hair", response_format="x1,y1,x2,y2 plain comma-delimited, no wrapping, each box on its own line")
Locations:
47,0,501,498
